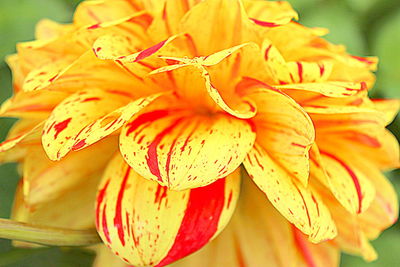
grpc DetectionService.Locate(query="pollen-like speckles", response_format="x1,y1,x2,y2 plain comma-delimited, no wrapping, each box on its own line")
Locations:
120,112,255,190
95,154,240,266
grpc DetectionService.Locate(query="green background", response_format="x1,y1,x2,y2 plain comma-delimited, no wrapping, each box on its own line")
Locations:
0,0,399,266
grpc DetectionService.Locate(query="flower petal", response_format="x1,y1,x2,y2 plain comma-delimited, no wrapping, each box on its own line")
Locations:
372,99,400,125
72,93,164,151
243,79,315,185
244,144,337,243
173,177,340,267
318,150,375,214
73,0,142,26
179,0,258,54
22,137,117,206
276,81,367,98
96,154,240,266
42,89,130,160
120,109,255,190
243,0,298,27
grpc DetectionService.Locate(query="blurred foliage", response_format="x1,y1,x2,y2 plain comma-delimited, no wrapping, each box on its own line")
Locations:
0,0,399,266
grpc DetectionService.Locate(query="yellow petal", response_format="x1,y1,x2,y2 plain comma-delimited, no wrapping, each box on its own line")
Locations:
244,79,315,185
314,182,378,261
285,61,333,83
96,154,240,266
173,176,340,267
0,121,43,153
318,150,375,214
276,81,367,98
22,137,117,206
179,0,258,55
35,19,73,40
120,109,255,190
243,0,298,27
22,51,140,94
244,144,337,243
73,0,142,26
372,99,400,125
72,93,165,151
42,89,130,160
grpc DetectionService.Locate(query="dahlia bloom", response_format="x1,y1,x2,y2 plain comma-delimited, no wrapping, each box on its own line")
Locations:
1,0,399,266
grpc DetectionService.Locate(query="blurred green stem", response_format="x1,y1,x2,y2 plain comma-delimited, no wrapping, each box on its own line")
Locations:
0,219,101,246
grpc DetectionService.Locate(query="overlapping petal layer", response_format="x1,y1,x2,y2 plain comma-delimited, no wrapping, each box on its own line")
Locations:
0,0,398,266
95,154,240,266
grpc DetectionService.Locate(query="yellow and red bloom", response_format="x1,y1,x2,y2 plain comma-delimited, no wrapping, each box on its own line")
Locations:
1,0,399,266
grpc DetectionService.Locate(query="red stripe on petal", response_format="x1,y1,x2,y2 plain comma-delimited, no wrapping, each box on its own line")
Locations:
125,110,171,136
134,39,169,62
293,226,317,267
250,18,279,27
146,118,183,182
96,180,110,228
113,167,131,246
320,151,363,213
155,178,226,267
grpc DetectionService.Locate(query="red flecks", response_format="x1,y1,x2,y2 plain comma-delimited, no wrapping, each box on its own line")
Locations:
294,185,312,227
154,184,168,206
264,44,272,61
311,195,320,216
155,178,226,267
134,39,168,62
53,118,72,139
227,191,233,209
82,97,101,102
318,63,325,77
125,110,170,136
96,180,110,228
321,151,363,213
297,62,304,83
114,167,131,246
102,204,112,244
292,226,317,267
250,18,279,27
291,142,307,149
72,139,87,150
48,74,58,83
146,118,183,182
87,23,101,30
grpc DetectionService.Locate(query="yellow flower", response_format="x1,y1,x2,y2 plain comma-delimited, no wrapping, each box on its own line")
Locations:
1,0,399,266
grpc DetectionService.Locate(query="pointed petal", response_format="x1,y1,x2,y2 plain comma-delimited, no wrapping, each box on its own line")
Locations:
276,81,367,98
372,99,400,125
73,0,142,26
120,110,255,190
0,122,43,153
72,93,164,151
22,137,117,206
96,154,240,266
243,0,298,27
42,89,129,160
244,144,337,243
318,150,375,214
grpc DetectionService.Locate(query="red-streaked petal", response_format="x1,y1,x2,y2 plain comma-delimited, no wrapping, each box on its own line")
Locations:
95,154,240,266
120,110,255,190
